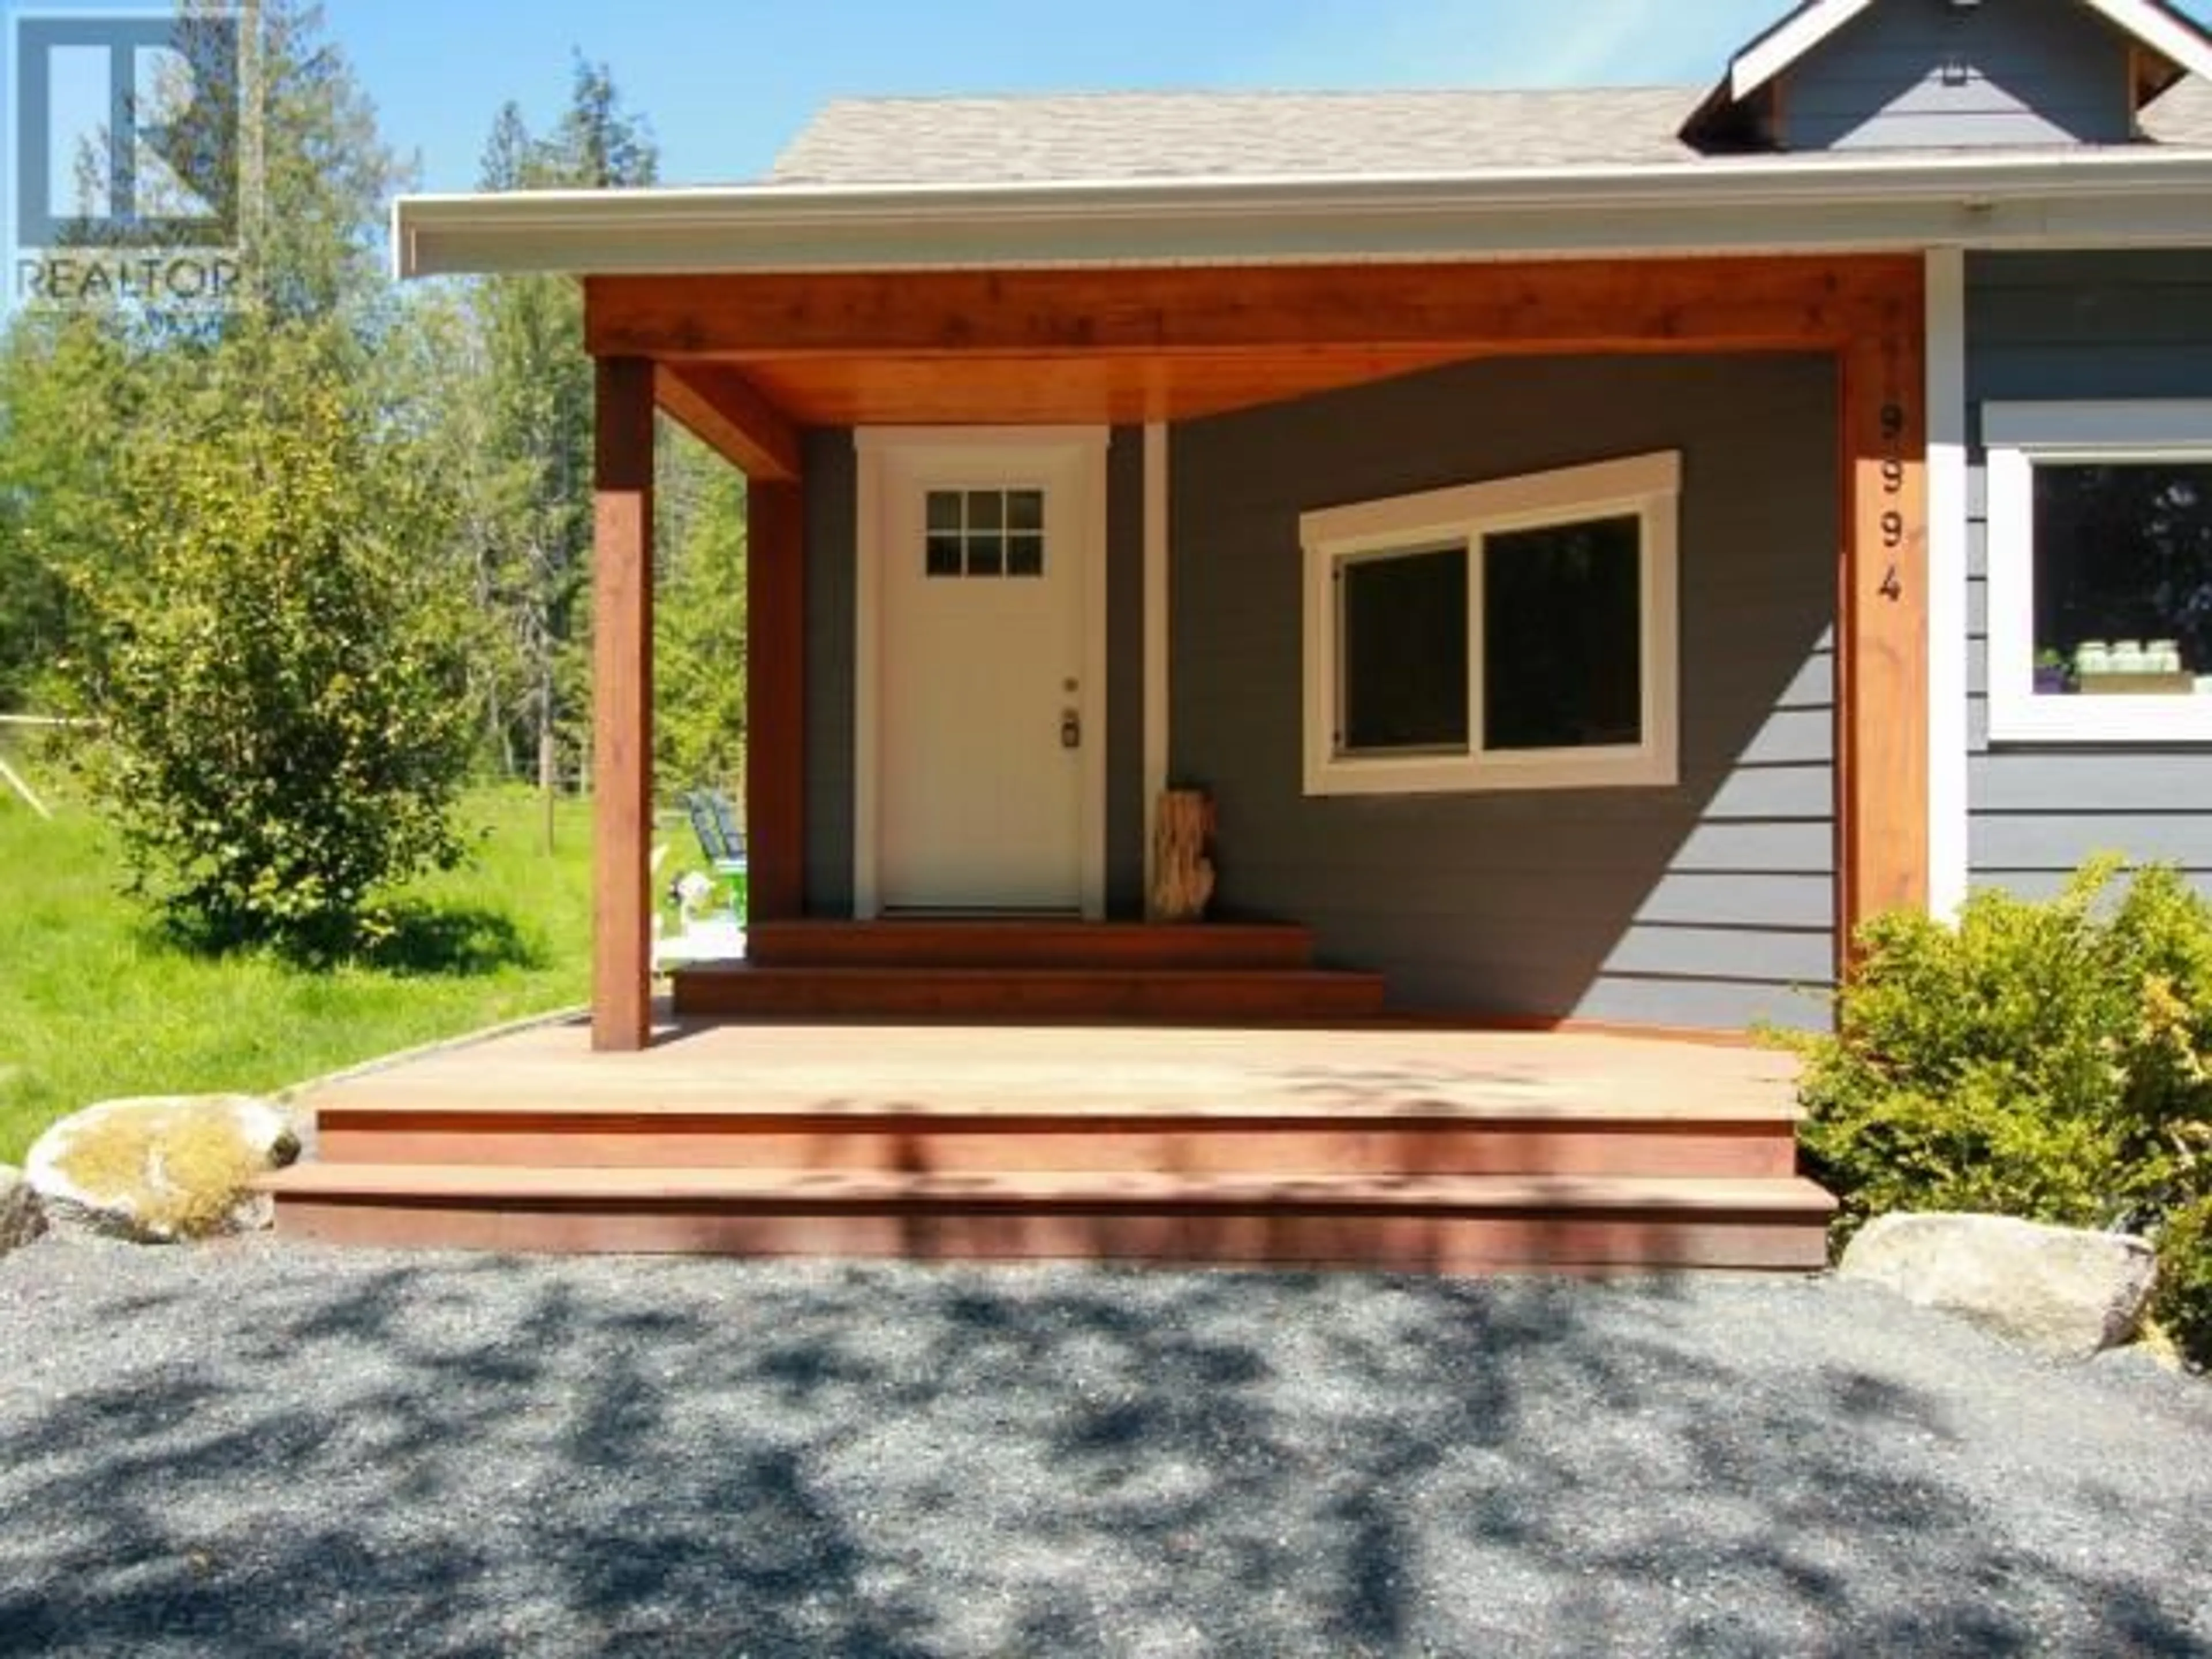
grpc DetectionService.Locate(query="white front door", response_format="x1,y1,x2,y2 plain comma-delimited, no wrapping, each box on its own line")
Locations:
858,429,1108,917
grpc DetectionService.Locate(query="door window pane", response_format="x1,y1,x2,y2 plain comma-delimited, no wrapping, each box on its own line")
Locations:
2031,463,2212,695
921,488,1046,579
1483,515,1642,751
925,534,963,578
967,532,1005,577
1338,544,1470,755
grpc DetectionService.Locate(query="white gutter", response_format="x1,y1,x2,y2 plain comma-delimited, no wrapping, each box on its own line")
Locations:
393,147,2212,279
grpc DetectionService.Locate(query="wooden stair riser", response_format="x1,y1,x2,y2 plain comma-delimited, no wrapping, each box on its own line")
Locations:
747,921,1318,971
315,1115,1799,1180
671,968,1387,1023
275,1197,1828,1271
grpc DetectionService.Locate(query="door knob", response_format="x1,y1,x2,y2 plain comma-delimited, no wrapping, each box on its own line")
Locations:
1060,709,1082,749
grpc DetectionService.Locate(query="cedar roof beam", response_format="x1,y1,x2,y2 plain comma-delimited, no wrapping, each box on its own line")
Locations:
587,257,1918,361
652,362,802,483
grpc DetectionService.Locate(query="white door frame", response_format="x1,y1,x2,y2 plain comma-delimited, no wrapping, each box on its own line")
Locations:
853,425,1111,920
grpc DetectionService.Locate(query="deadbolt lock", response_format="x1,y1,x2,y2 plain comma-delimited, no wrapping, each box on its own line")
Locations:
1059,709,1082,749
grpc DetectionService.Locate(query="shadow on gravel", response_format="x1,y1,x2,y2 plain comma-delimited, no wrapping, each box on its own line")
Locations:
0,1255,2206,1656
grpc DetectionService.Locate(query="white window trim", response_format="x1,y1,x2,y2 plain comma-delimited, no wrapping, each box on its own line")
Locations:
1984,399,2212,746
1926,247,1970,919
1300,450,1680,797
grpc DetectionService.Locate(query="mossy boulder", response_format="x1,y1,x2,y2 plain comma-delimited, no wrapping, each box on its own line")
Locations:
26,1096,300,1243
0,1165,42,1253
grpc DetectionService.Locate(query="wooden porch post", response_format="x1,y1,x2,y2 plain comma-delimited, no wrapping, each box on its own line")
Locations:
592,356,656,1051
747,477,806,921
1838,280,1931,950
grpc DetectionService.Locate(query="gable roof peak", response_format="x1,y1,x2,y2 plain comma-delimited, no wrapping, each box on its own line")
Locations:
1684,0,2212,152
1726,0,2212,103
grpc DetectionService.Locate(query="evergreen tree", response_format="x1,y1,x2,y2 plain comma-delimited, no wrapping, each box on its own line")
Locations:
468,58,658,830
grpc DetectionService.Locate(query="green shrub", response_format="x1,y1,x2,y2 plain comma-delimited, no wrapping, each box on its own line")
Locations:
63,327,478,960
1788,857,2212,1368
2154,1195,2212,1365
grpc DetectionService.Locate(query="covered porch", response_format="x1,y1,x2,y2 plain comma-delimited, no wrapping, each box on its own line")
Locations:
271,249,1918,1263
584,253,1930,1048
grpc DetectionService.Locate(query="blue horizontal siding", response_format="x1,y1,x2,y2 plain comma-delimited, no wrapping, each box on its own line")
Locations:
1964,251,2212,899
1782,0,2132,150
1172,353,1838,1032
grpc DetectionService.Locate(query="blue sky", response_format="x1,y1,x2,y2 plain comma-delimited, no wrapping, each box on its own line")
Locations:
332,0,1809,191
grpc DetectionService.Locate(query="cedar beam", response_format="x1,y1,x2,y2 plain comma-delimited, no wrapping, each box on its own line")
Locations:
1838,284,1930,956
654,362,802,483
747,477,806,921
592,357,657,1051
585,257,1918,361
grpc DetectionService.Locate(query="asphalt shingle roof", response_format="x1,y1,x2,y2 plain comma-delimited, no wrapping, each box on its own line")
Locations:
766,75,2212,187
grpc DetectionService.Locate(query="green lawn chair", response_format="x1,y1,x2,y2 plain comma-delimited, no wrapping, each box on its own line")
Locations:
680,789,748,922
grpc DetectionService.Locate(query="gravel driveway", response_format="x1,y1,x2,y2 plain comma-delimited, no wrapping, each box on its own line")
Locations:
2,1236,2207,1657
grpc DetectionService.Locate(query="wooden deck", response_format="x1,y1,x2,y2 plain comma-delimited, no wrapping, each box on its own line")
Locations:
263,1015,1834,1272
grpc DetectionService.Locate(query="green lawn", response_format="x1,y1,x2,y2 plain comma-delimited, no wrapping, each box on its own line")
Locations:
0,785,597,1162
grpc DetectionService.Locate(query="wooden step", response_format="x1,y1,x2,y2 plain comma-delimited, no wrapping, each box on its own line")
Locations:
263,1164,1836,1271
670,964,1388,1023
312,1101,1800,1180
747,919,1319,971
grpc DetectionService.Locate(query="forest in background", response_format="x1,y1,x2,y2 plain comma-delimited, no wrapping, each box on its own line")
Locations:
0,0,747,804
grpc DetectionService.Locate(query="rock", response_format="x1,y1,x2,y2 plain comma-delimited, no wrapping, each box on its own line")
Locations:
2090,1343,2182,1384
1839,1211,2158,1361
26,1096,300,1243
0,1164,43,1253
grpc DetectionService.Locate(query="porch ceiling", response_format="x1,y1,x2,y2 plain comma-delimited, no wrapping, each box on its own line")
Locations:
601,254,1921,439
725,345,1490,426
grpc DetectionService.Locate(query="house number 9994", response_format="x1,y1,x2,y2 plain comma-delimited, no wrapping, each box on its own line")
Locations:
1878,399,1907,600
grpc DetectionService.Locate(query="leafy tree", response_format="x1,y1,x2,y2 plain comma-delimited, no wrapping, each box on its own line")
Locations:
654,431,749,793
67,325,478,957
0,317,153,708
12,1,481,951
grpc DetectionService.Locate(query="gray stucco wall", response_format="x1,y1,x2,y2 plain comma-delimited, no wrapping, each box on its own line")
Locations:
797,425,1147,916
1965,250,2212,900
1782,0,2134,150
1171,355,1839,1031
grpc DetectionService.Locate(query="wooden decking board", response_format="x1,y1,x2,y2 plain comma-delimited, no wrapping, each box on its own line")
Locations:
266,1162,1834,1213
747,918,1319,970
307,1106,1796,1132
313,1126,1796,1180
304,1021,1802,1122
275,1198,1831,1270
669,964,1389,1022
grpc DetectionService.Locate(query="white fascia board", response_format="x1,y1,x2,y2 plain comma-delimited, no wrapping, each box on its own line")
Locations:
1729,0,1877,101
394,150,2212,279
2083,0,2212,84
